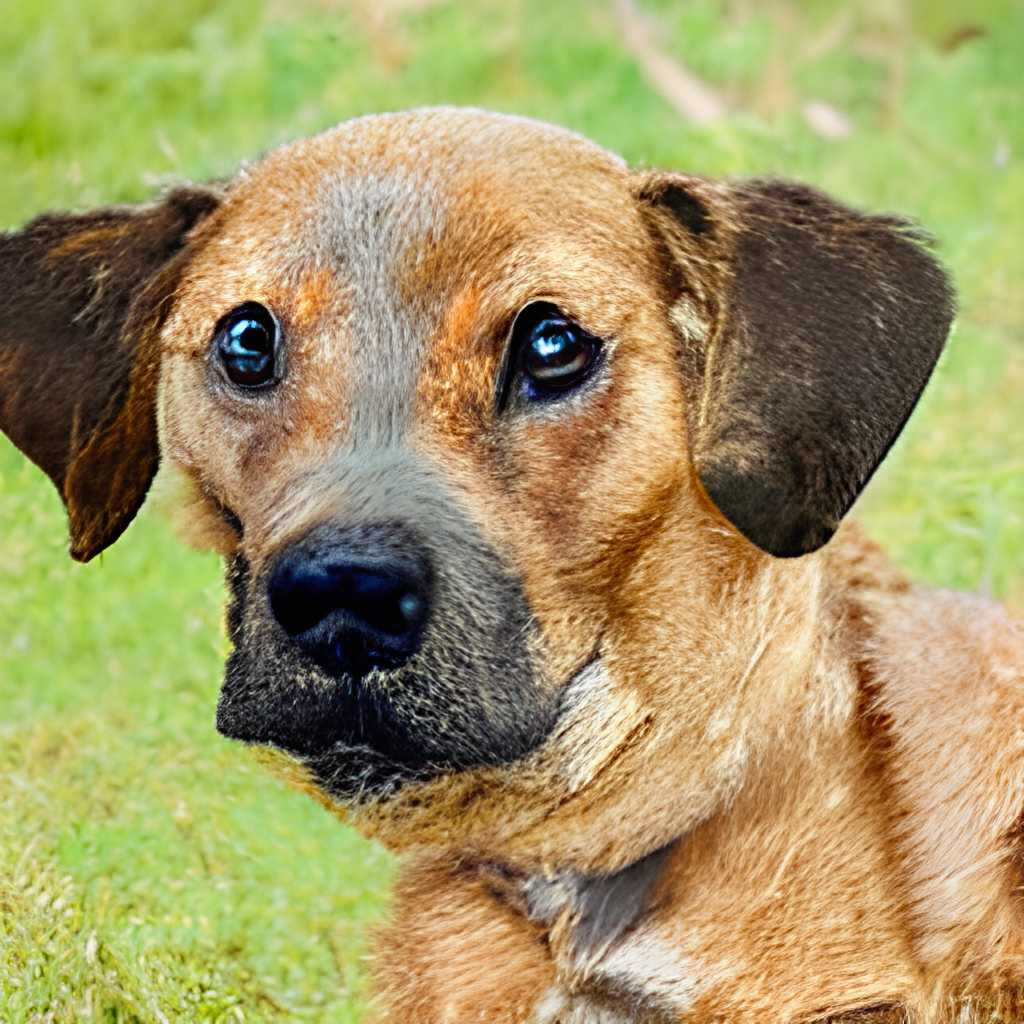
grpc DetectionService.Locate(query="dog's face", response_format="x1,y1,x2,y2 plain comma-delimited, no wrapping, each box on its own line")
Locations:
160,110,711,798
0,108,953,870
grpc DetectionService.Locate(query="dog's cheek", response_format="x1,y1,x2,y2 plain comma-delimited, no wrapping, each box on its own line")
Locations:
412,335,697,687
159,362,256,522
505,344,696,658
149,462,242,555
406,292,601,679
158,365,316,556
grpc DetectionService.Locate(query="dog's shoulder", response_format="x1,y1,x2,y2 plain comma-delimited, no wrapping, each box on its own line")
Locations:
850,542,1024,989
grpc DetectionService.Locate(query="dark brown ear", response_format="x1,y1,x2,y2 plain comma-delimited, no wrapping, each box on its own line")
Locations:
0,187,220,561
637,174,955,557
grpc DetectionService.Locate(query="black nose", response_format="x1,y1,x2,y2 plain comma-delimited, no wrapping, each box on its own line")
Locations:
267,527,432,678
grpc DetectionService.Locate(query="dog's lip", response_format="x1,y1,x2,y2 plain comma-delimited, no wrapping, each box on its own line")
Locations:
215,681,348,755
299,656,610,804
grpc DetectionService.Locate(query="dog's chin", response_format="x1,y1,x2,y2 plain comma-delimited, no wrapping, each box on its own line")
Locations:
301,741,433,802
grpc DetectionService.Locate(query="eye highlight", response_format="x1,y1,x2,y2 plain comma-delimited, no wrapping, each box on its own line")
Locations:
510,303,603,402
215,303,279,389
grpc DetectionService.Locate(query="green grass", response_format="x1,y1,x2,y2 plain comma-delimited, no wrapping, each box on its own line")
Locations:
1,0,1023,1019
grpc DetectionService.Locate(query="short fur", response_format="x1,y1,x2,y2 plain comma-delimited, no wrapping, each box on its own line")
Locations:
2,108,1021,1023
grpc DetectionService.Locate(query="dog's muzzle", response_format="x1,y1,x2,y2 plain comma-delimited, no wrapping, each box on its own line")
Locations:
215,513,559,796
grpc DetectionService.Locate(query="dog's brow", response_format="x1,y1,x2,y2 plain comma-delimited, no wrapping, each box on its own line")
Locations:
314,168,451,447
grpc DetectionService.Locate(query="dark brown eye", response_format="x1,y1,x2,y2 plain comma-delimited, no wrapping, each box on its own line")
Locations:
515,304,601,400
216,303,278,388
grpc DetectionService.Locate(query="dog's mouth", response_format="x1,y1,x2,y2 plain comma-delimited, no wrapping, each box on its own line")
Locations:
292,653,609,803
216,654,446,766
215,646,445,800
216,648,557,802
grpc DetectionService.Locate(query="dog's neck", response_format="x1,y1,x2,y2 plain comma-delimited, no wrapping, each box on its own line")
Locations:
482,526,920,1014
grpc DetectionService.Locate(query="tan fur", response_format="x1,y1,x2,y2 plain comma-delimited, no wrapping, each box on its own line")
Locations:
373,856,558,1023
3,108,1021,1022
363,533,1024,1024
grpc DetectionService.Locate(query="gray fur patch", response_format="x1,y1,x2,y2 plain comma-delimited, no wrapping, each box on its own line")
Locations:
522,841,675,967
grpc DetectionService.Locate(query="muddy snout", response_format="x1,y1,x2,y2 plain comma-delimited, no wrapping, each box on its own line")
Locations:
267,525,433,680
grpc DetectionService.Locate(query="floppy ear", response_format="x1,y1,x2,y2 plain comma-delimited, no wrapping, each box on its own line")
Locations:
636,174,955,557
0,187,220,562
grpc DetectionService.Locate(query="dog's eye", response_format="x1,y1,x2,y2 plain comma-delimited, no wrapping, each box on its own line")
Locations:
215,303,278,388
514,305,601,400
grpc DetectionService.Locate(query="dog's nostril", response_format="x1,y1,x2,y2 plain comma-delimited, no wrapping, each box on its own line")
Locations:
267,534,432,678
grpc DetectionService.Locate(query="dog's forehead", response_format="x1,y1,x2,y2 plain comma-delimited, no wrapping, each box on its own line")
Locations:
216,108,630,261
202,108,641,312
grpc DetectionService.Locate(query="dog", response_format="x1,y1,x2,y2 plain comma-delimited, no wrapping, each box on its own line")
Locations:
2,107,1023,1024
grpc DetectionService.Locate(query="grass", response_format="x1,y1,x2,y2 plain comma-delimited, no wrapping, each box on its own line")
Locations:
1,0,1022,1019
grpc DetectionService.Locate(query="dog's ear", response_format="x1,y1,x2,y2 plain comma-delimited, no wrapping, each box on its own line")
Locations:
0,187,220,562
636,174,955,557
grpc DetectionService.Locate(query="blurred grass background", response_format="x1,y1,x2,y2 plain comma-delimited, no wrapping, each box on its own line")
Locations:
1,0,1022,1020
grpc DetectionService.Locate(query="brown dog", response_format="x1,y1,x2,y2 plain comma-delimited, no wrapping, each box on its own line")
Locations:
2,108,1023,1023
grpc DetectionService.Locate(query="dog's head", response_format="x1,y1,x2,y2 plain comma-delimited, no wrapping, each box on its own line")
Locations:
0,108,953,869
